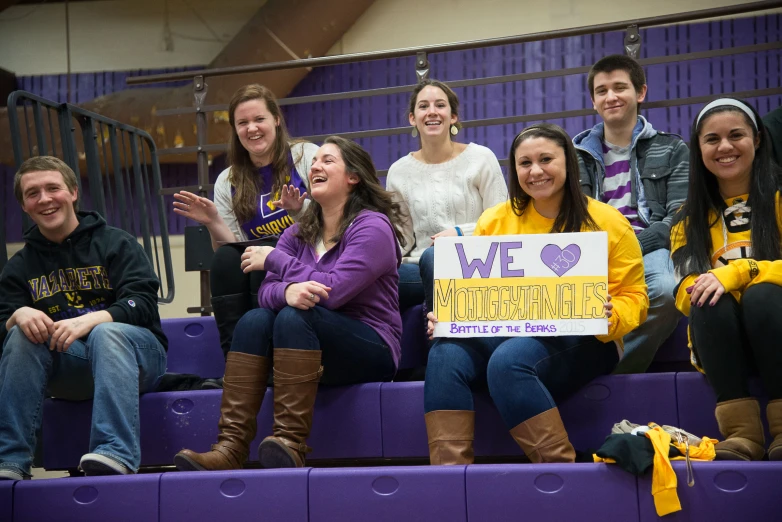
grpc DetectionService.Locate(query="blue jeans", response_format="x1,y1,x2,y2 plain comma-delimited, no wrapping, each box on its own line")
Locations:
0,323,166,477
398,263,425,311
419,246,435,313
425,335,618,429
231,306,396,385
615,248,682,374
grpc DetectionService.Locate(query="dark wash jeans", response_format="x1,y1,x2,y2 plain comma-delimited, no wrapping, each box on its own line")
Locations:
231,306,395,385
425,334,618,429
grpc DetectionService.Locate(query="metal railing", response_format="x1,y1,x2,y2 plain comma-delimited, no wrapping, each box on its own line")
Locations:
124,0,782,313
6,91,176,303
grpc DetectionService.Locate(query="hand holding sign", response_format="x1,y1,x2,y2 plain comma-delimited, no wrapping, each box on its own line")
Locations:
603,294,613,318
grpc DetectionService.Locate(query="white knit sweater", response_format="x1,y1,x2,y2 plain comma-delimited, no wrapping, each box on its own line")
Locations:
386,142,508,263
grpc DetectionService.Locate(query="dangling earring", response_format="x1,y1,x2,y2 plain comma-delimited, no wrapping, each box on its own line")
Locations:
411,127,418,138
450,124,459,136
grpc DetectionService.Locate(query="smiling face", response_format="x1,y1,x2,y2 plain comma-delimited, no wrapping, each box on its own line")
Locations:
20,170,80,242
409,85,457,141
308,143,359,207
233,99,279,167
514,137,568,213
698,110,759,195
592,69,647,127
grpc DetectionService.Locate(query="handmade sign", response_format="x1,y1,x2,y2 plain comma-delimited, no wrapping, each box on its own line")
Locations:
432,232,609,337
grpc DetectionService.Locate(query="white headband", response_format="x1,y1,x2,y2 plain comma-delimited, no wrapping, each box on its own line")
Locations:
696,98,758,130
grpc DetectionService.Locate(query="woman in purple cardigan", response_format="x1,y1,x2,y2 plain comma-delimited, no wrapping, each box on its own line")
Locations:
174,136,407,472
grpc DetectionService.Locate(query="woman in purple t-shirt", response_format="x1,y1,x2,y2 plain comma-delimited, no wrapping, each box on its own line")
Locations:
174,136,407,472
173,84,318,358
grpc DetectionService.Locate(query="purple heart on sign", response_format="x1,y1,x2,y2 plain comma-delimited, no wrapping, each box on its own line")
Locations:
540,244,582,277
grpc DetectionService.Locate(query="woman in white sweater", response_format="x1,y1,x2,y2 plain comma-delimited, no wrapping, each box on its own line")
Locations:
173,84,318,358
387,79,508,312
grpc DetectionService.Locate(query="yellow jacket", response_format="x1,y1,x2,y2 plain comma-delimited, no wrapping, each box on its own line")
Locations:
475,198,648,346
670,193,782,369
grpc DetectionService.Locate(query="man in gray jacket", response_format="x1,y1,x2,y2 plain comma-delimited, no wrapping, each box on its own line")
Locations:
574,54,688,373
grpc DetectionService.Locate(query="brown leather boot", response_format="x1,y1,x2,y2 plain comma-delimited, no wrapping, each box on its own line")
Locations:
425,410,475,465
258,349,323,468
714,398,765,461
174,352,269,471
766,399,782,461
509,407,576,463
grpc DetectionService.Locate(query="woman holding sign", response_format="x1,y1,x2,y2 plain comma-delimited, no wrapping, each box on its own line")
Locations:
387,79,508,311
173,84,318,358
174,136,405,472
424,123,648,464
671,98,782,461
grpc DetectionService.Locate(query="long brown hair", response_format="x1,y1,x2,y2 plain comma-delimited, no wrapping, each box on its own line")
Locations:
295,136,408,247
228,84,293,225
507,123,599,233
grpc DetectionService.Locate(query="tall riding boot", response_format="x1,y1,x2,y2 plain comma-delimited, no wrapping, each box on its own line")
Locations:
174,352,269,471
211,293,251,359
258,349,323,468
767,400,782,461
425,410,475,465
509,407,576,463
714,398,765,461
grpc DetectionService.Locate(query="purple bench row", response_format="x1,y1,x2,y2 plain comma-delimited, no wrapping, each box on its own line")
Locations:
161,309,693,377
4,462,782,522
42,372,755,470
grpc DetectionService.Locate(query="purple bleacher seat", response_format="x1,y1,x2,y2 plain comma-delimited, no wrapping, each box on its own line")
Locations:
638,461,782,521
161,317,225,378
399,305,427,371
675,373,770,441
649,317,694,372
159,469,309,522
654,318,689,362
309,466,467,522
42,383,383,470
559,373,679,451
1,480,13,522
13,474,160,522
466,464,639,522
380,374,679,459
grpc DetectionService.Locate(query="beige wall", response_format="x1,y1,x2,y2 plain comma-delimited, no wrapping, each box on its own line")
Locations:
0,0,773,75
0,0,265,75
7,234,200,319
328,0,776,55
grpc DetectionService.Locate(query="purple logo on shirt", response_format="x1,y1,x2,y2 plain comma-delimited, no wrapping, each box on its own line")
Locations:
127,299,136,307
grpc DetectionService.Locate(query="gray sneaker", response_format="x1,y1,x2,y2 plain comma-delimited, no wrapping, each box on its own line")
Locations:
0,468,26,481
79,454,132,476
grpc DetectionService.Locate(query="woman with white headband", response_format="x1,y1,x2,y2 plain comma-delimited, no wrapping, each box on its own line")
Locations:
671,97,782,461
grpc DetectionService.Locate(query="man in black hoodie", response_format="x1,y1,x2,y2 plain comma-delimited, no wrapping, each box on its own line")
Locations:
0,156,167,480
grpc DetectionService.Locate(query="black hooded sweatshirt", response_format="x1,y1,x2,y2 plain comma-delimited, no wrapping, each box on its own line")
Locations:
0,211,167,350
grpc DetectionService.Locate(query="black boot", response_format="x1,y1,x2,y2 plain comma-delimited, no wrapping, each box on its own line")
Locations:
211,293,251,360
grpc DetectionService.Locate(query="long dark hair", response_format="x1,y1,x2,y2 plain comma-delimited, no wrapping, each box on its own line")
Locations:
227,84,295,225
295,136,408,247
672,99,782,276
507,123,599,233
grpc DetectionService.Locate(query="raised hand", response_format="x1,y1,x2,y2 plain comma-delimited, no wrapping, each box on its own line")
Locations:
271,185,308,213
173,191,219,225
